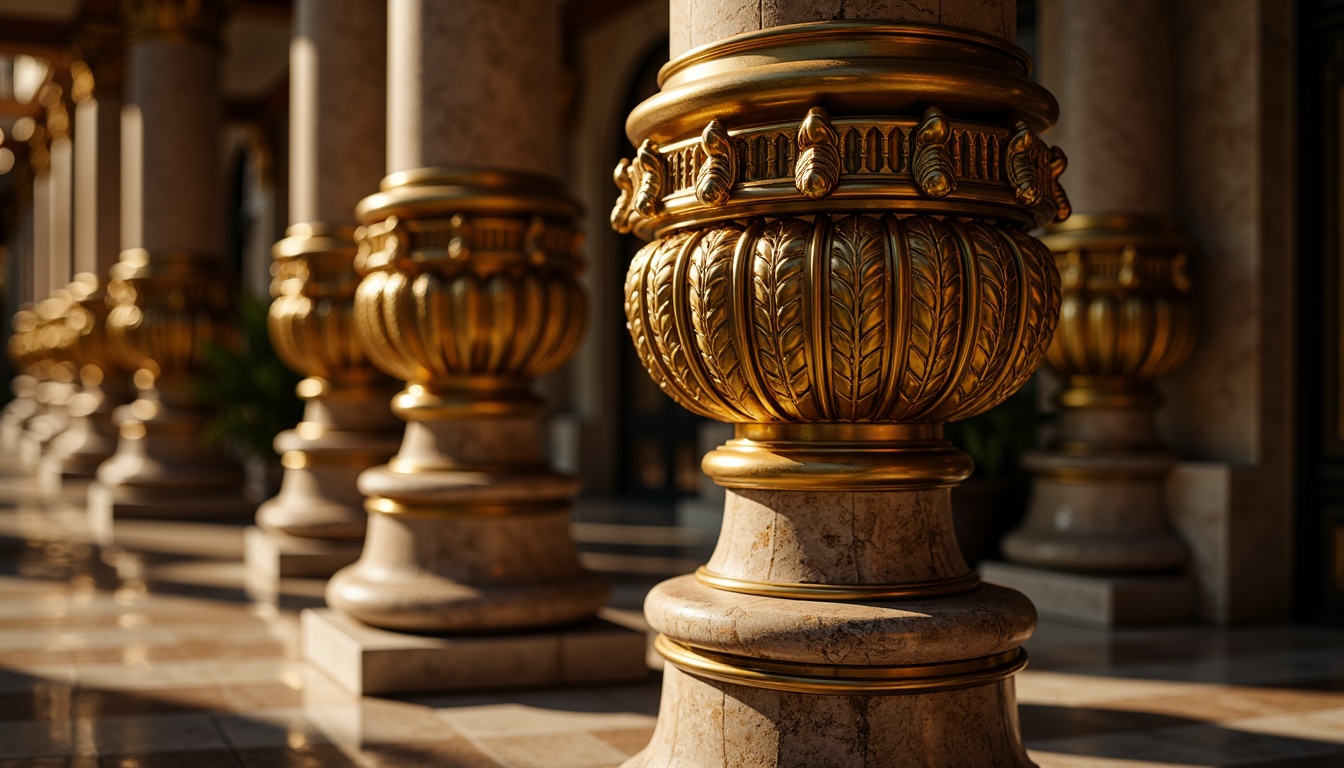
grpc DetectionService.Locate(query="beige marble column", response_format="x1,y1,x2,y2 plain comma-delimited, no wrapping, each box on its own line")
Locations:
90,0,248,530
305,0,645,696
247,0,401,584
614,1,1066,765
999,0,1195,581
21,85,78,474
41,35,134,489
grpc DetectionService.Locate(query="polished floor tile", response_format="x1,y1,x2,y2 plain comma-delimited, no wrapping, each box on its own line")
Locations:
0,462,1343,767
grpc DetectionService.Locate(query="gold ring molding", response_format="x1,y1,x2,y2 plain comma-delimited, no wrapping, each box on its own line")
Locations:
694,567,980,601
656,635,1028,695
363,497,570,518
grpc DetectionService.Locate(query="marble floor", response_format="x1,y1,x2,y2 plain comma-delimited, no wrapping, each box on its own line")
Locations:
0,467,1342,767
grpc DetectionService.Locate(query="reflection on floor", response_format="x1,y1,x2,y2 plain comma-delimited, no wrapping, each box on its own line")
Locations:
0,463,1342,767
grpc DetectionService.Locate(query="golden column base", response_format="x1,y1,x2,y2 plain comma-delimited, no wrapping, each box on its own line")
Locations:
91,250,250,520
1004,214,1195,573
324,170,608,632
613,23,1066,767
40,274,134,487
20,292,80,475
256,224,401,543
2,308,45,455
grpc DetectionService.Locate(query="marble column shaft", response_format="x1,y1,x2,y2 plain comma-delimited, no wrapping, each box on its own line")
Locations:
254,0,400,549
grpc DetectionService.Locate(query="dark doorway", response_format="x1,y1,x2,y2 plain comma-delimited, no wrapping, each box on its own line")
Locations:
1297,0,1344,624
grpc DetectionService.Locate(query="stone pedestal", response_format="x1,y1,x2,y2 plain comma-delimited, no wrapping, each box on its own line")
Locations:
0,376,41,453
608,11,1069,765
20,380,75,473
981,561,1195,627
301,608,648,696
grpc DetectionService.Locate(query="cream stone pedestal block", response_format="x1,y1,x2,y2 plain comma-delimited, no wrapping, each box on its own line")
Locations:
981,561,1194,627
244,525,363,579
19,381,76,473
38,386,128,492
0,376,41,453
1004,449,1190,573
300,608,648,696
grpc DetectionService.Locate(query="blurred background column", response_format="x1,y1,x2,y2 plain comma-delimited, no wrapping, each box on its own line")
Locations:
243,0,401,601
987,0,1199,628
89,0,248,539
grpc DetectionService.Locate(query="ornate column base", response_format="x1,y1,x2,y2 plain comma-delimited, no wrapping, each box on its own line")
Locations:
38,381,131,492
626,429,1038,768
0,376,41,454
247,380,401,586
630,656,1032,768
20,380,76,474
89,378,250,542
306,412,647,694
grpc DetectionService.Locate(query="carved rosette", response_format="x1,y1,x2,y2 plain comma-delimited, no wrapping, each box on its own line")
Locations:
352,170,586,413
1041,214,1196,410
105,250,235,383
269,224,385,389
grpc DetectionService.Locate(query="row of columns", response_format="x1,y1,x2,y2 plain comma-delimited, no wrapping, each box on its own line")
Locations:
0,0,1202,764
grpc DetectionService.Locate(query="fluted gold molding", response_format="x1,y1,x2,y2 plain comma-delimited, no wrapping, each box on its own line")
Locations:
91,249,248,518
256,223,400,541
613,22,1064,768
323,169,607,633
1003,214,1195,574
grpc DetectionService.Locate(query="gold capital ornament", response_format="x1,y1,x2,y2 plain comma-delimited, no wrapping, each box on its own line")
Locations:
614,22,1067,767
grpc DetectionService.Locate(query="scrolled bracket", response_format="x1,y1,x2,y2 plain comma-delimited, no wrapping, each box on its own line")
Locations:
912,106,956,199
794,107,840,199
695,120,737,207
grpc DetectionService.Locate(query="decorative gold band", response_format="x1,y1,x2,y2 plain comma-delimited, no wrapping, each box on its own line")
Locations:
364,497,568,518
695,567,980,601
656,635,1028,695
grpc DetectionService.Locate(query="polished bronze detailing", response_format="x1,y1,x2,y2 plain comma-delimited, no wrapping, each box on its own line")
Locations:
655,635,1028,695
794,107,840,199
257,223,400,541
913,106,956,198
694,120,736,207
613,22,1065,768
123,0,227,46
324,168,608,633
1004,214,1196,574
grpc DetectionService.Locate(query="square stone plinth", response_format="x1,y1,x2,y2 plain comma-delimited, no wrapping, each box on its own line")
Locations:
301,608,651,696
88,482,254,546
980,561,1196,628
244,526,363,579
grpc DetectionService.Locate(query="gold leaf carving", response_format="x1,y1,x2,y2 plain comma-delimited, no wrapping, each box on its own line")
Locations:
912,107,956,199
1048,146,1071,222
900,217,961,417
828,216,887,420
1006,121,1042,206
634,140,665,217
688,225,769,420
1004,229,1060,395
695,120,737,207
794,107,841,199
751,220,819,420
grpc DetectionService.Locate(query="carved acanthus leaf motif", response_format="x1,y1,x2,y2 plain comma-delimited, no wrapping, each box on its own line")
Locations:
828,216,887,419
794,107,841,199
1006,121,1042,206
695,120,737,207
634,140,665,217
610,158,637,234
1048,146,1071,222
912,107,956,199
